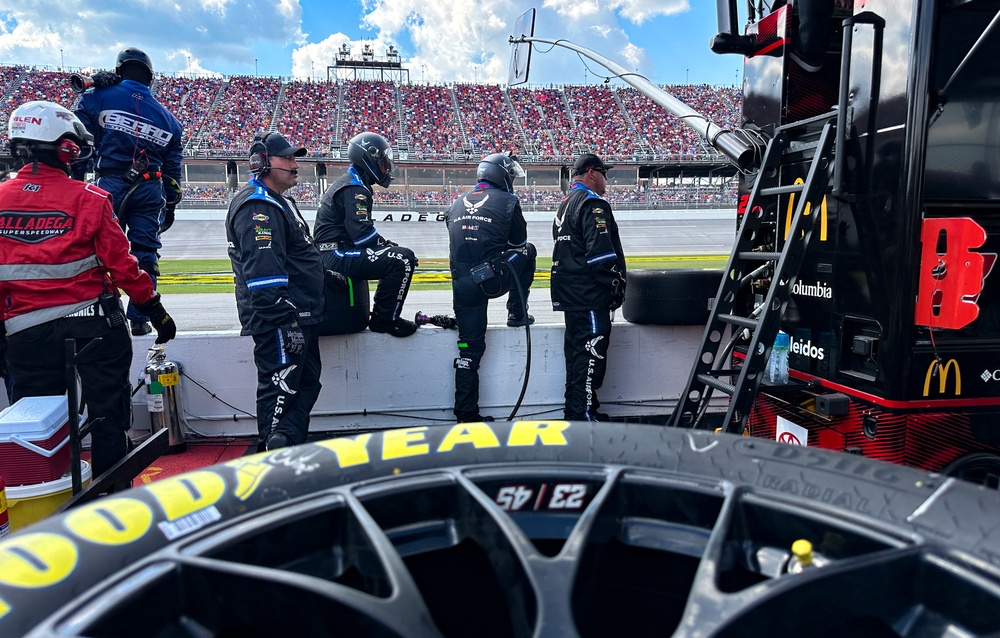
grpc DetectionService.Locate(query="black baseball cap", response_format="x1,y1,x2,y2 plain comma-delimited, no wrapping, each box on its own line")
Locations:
251,131,307,160
572,153,614,176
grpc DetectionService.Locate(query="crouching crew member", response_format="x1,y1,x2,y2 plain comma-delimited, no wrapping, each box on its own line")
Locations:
551,154,626,421
446,153,536,423
227,132,325,451
314,132,418,337
1,101,176,476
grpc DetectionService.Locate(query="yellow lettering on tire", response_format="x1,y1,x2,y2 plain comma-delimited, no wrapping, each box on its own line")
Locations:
382,427,429,460
508,421,570,447
0,596,9,618
64,498,153,546
146,471,226,521
437,423,501,453
315,433,372,468
0,533,78,589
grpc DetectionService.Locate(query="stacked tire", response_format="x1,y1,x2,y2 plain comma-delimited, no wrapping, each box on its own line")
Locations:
622,269,724,325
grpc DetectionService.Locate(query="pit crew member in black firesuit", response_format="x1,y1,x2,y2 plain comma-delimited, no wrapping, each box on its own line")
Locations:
0,101,176,477
446,153,536,423
226,132,325,451
551,153,626,421
73,47,184,337
314,132,419,337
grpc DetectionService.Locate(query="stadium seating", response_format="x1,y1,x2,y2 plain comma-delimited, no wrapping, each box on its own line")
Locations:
0,66,742,208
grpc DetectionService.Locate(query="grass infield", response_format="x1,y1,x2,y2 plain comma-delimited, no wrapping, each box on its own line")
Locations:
156,255,729,294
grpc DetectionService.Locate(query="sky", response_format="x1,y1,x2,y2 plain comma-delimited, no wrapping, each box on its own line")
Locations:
0,0,743,88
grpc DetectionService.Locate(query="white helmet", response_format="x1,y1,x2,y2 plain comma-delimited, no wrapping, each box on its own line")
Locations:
8,100,93,165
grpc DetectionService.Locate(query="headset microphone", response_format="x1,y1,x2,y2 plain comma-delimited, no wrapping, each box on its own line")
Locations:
269,167,298,175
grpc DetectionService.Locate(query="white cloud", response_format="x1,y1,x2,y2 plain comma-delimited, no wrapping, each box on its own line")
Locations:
0,1,303,73
337,0,661,86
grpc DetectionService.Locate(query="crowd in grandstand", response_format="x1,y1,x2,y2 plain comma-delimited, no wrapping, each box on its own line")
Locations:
0,65,742,164
0,65,742,207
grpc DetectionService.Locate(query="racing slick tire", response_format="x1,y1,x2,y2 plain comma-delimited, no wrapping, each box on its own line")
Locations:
622,269,724,325
2,421,1000,637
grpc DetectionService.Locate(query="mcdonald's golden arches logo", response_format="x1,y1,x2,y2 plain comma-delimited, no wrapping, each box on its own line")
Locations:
923,359,961,397
784,177,829,242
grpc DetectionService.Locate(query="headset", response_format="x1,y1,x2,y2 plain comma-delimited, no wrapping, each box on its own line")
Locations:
248,132,274,175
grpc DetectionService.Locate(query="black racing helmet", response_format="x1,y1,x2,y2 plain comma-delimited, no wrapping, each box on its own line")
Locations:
115,47,153,85
347,132,394,188
477,152,526,193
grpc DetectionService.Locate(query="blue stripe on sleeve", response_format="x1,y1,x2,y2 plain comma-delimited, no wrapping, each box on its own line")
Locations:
355,229,379,245
247,276,289,289
587,252,617,265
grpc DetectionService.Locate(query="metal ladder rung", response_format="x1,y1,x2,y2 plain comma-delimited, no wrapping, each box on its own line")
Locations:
696,374,736,395
760,184,804,196
718,313,759,330
738,251,782,261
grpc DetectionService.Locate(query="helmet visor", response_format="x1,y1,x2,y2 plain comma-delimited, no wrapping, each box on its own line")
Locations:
374,146,394,179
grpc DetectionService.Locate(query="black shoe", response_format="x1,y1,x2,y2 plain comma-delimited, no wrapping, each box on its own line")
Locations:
456,414,495,423
369,315,418,337
130,320,152,336
265,432,291,450
564,411,611,422
507,313,535,327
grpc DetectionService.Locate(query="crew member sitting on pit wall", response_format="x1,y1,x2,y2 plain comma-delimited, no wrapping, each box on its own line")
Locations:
313,132,419,337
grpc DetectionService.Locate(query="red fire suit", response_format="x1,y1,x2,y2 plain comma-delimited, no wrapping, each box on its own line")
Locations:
0,163,156,476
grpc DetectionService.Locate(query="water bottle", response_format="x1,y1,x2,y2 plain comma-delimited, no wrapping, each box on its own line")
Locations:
769,331,790,384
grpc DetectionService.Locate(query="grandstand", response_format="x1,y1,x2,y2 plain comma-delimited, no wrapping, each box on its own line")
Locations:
0,65,742,209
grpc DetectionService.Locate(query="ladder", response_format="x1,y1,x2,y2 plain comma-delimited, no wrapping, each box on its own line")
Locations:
669,110,838,433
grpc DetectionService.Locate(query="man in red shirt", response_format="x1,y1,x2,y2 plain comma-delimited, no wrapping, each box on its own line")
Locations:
0,101,176,476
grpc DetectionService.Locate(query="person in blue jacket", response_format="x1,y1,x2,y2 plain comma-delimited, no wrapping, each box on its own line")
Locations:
226,132,326,451
74,47,184,336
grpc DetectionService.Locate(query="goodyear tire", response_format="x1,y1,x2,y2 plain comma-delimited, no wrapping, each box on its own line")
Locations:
317,276,370,336
623,269,723,325
2,422,1000,637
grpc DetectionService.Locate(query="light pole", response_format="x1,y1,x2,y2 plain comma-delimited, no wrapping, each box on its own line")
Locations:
421,64,427,83
584,67,587,84
686,68,689,84
187,56,191,76
255,58,258,76
60,49,64,71
474,65,479,84
311,61,315,82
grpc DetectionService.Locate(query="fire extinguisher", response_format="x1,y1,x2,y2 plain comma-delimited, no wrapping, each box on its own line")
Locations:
145,346,188,454
0,474,9,539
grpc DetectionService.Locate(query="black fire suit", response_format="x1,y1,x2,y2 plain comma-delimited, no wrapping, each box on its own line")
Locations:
551,181,626,420
313,166,417,321
446,182,536,422
226,177,325,449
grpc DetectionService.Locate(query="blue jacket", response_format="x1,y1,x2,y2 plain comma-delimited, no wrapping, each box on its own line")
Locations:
74,79,183,182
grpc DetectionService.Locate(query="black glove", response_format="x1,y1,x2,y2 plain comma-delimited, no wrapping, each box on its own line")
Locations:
610,277,626,311
324,269,349,291
375,236,398,248
159,205,175,234
280,321,305,356
91,71,121,89
0,321,7,379
159,176,182,233
134,293,177,344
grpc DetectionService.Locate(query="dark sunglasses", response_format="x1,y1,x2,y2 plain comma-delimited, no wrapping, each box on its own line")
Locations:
592,167,608,176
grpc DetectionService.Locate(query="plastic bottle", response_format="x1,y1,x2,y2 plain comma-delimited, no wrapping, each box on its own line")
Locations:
768,331,790,384
786,539,829,573
0,475,9,539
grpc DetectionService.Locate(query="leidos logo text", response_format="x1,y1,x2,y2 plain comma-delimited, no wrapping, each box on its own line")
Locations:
790,337,825,361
